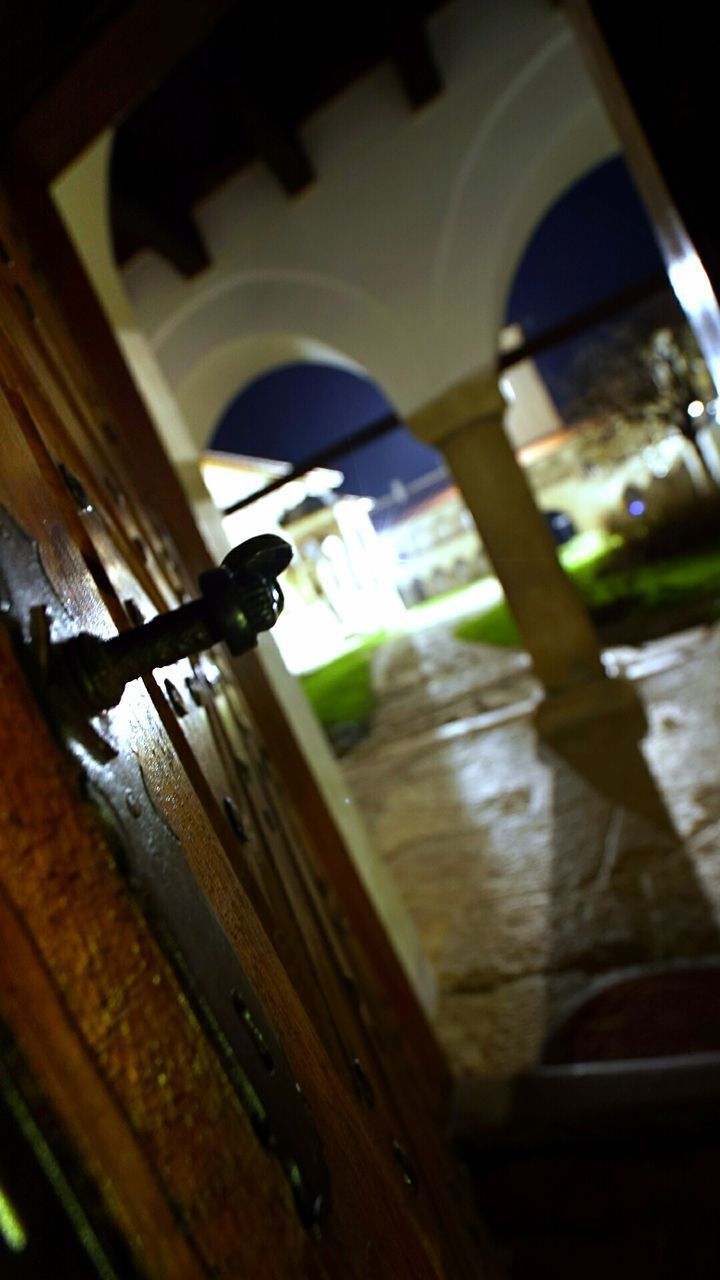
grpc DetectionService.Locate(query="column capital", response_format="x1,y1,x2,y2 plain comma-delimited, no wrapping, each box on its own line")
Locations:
406,370,505,448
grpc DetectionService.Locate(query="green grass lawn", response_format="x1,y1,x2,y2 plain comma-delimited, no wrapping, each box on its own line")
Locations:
299,631,389,729
299,532,720,729
455,532,720,648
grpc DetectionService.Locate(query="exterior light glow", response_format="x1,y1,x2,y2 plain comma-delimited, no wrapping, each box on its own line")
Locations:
628,500,645,517
668,253,716,318
0,1183,27,1252
687,400,704,418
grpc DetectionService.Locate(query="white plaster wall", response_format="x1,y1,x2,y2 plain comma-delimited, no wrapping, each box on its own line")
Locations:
119,0,619,443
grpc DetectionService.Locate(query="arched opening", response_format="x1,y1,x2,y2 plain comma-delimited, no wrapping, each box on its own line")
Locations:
202,360,435,681
457,154,720,655
202,357,505,748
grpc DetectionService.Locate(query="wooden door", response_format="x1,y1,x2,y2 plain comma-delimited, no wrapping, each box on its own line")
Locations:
0,190,496,1277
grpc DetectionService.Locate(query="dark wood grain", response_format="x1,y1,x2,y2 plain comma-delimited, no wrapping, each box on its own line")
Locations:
0,182,497,1276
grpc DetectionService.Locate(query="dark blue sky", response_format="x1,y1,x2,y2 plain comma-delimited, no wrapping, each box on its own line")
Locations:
212,361,440,499
507,156,664,335
212,156,668,495
507,155,673,413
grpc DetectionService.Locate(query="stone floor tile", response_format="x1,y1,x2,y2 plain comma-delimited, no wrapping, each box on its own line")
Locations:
340,617,720,1078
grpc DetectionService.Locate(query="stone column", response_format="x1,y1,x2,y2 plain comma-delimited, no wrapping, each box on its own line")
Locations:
409,374,604,693
408,372,671,828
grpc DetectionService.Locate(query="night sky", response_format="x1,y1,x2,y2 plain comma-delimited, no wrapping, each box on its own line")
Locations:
211,361,438,499
507,156,671,415
211,156,668,499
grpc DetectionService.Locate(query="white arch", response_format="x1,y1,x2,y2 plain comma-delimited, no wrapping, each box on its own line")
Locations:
175,330,371,451
158,26,621,425
153,269,430,421
434,28,619,381
53,15,622,441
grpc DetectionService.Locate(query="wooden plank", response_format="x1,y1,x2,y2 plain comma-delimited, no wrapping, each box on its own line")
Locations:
391,23,443,109
0,423,449,1278
4,0,238,182
0,15,502,1261
112,183,211,278
0,173,213,585
231,656,452,1101
0,244,490,1273
0,875,205,1280
235,102,314,196
0,631,310,1280
0,173,452,1104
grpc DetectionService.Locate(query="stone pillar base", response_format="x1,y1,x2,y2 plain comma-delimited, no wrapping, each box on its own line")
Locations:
535,673,647,742
535,675,674,832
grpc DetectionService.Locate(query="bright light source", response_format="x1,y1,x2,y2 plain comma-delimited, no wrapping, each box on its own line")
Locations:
628,500,646,517
687,400,705,418
643,446,669,478
0,1183,27,1252
668,253,716,318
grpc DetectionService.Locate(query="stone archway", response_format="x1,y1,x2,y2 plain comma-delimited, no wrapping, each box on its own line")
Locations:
175,331,365,454
154,268,430,428
434,27,619,392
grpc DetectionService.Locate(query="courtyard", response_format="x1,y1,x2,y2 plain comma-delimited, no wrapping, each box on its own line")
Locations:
321,603,720,1082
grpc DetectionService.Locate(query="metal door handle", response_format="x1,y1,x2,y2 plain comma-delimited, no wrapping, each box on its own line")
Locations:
43,534,292,718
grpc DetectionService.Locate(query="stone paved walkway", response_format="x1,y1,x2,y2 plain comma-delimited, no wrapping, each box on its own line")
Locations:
343,619,720,1079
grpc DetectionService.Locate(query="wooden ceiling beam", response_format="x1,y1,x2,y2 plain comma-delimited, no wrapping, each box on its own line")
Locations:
378,3,443,110
112,184,210,278
227,97,315,197
4,0,238,180
390,21,443,110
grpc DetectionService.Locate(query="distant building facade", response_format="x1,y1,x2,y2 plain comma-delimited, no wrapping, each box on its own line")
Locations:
200,452,403,672
375,479,489,606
